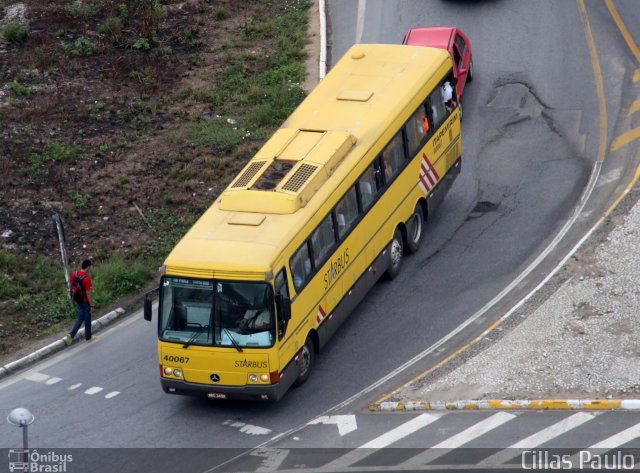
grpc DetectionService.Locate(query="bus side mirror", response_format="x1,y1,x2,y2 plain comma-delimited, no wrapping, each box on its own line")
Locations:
144,291,154,321
275,294,291,321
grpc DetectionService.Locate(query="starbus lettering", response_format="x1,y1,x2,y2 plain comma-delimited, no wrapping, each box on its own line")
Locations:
235,360,268,369
324,248,350,289
432,114,456,154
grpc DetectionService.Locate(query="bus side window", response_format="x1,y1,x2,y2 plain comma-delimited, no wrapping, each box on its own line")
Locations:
429,85,447,129
310,213,336,267
405,104,430,157
275,269,290,299
335,186,359,239
290,242,312,292
381,132,405,184
357,163,381,211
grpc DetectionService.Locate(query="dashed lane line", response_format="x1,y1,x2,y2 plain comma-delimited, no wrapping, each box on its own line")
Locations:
23,371,119,398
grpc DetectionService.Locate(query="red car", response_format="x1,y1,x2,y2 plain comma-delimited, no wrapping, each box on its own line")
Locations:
402,26,473,102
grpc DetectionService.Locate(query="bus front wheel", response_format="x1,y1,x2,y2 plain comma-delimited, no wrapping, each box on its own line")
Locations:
386,227,404,280
406,204,425,254
294,336,314,387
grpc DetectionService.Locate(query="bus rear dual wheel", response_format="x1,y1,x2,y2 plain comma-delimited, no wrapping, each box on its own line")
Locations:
294,336,314,387
387,204,425,280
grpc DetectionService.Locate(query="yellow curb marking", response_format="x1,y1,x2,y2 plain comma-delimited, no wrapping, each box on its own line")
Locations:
604,0,640,63
376,399,628,411
578,0,607,163
610,127,640,152
634,69,640,83
629,99,640,116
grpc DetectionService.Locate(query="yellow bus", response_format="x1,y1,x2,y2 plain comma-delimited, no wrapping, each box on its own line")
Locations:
144,43,462,401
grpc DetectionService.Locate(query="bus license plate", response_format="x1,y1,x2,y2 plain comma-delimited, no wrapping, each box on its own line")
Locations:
208,392,226,399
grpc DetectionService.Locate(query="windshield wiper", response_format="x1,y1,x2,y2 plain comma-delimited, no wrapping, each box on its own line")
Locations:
182,331,201,348
222,328,243,352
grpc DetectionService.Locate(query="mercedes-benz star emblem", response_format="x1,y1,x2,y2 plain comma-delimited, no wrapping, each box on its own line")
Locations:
210,374,220,383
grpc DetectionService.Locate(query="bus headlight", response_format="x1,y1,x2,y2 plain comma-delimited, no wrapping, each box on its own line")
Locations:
173,368,183,378
164,367,173,376
249,374,258,383
260,374,270,383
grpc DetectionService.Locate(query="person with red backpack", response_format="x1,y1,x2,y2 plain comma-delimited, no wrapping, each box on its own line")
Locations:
64,259,96,345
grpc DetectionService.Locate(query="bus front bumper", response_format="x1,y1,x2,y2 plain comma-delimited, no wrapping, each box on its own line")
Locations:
160,377,288,402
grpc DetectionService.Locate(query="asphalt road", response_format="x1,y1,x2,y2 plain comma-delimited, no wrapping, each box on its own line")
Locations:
2,0,638,468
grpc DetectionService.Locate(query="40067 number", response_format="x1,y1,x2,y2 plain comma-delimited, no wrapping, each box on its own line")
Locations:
164,355,190,364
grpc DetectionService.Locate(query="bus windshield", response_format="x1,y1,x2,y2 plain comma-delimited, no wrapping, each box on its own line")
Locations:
159,277,275,348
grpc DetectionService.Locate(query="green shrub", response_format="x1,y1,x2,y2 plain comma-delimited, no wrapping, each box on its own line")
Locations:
132,38,151,51
99,16,122,41
213,6,230,21
63,37,97,57
91,258,154,305
2,21,29,43
0,273,20,299
64,1,101,20
8,80,29,96
44,141,75,162
67,190,89,208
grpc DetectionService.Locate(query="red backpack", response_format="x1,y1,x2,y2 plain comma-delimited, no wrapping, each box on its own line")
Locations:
70,272,87,303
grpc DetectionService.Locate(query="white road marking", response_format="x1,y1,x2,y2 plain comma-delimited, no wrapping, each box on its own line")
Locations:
322,413,440,470
68,384,82,390
84,386,104,395
105,391,120,399
24,372,50,383
481,412,597,465
253,448,290,473
224,420,272,436
401,412,516,467
590,422,640,448
308,415,357,436
566,421,640,466
45,377,62,385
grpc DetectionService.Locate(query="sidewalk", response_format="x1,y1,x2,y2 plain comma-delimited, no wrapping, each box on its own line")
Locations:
375,177,640,410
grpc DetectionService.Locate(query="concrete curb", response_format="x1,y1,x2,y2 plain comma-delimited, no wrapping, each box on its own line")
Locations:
370,399,640,412
0,308,126,380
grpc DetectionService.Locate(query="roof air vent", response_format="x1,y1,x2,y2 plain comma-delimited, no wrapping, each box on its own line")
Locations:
281,163,318,192
231,161,267,188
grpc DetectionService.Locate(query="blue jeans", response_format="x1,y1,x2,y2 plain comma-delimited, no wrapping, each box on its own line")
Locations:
70,302,92,340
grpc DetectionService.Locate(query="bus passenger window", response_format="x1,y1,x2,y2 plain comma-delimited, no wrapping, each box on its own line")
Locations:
405,105,430,156
429,86,447,129
357,164,380,210
381,132,405,183
290,243,312,291
311,213,336,266
335,187,359,238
